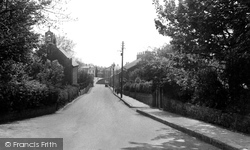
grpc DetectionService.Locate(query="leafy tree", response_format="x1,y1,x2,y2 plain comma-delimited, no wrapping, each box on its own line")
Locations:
78,70,93,89
35,60,64,86
0,0,77,115
0,0,71,83
154,0,250,58
153,0,250,113
56,34,75,57
0,0,41,83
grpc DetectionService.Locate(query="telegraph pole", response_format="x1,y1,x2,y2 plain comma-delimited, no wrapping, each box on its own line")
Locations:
112,63,115,92
120,41,124,98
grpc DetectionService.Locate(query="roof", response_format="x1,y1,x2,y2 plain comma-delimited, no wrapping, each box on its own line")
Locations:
89,67,95,70
57,48,78,67
59,48,72,59
114,58,142,75
81,65,96,69
124,58,142,70
72,58,79,67
81,66,90,69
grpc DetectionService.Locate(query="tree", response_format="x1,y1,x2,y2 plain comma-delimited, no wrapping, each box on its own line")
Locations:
78,70,93,89
36,60,64,86
56,34,75,56
0,1,45,60
153,0,250,113
0,0,72,83
0,0,46,83
154,0,250,59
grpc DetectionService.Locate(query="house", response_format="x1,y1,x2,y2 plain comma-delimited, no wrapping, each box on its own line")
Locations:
45,29,79,85
81,66,90,73
81,65,96,77
112,51,150,85
123,58,142,71
88,67,96,77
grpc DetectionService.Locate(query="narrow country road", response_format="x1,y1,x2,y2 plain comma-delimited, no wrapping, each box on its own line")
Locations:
0,82,220,150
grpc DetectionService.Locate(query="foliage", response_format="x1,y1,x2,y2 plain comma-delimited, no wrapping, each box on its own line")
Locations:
26,54,64,86
153,0,250,60
78,70,94,89
0,80,80,115
135,77,141,83
164,99,250,135
192,68,228,109
56,34,76,57
37,60,64,86
0,0,72,84
123,81,152,94
0,0,45,65
0,80,55,114
1,60,30,84
0,0,79,116
37,0,76,29
125,42,239,111
128,68,143,82
153,0,250,114
0,0,43,83
57,85,79,108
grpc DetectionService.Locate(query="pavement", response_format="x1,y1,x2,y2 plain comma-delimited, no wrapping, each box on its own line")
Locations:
109,87,250,150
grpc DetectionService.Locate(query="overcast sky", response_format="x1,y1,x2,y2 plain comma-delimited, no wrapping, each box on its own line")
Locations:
61,0,170,67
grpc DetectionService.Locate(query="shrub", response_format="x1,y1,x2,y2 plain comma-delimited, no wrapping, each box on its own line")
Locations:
57,85,79,108
135,83,140,92
0,80,59,114
123,81,152,94
36,60,64,86
164,99,250,134
192,68,228,109
123,82,130,91
140,81,152,93
162,81,182,101
135,77,141,83
78,70,94,89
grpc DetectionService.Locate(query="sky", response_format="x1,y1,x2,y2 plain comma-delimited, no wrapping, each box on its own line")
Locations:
60,0,170,67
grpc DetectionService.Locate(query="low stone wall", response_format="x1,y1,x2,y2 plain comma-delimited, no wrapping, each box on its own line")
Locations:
123,91,153,106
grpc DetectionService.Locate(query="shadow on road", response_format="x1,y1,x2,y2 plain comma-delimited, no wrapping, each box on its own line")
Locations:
121,128,220,150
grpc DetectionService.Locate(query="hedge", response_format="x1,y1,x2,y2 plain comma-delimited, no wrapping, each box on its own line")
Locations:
123,81,152,94
0,80,56,114
164,98,250,134
0,80,80,115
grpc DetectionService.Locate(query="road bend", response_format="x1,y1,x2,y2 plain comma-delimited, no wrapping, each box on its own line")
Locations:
0,83,220,150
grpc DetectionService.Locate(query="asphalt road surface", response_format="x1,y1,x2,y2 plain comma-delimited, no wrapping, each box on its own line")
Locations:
0,82,220,150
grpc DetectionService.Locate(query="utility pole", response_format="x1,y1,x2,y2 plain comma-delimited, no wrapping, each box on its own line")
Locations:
110,66,112,87
112,63,115,92
120,41,124,98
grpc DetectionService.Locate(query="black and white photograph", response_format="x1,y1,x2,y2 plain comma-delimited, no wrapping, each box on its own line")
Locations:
0,0,250,149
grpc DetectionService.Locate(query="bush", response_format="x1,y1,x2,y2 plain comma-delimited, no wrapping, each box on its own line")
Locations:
162,79,184,102
57,85,79,108
123,81,152,94
135,77,141,83
0,80,58,114
123,82,130,91
36,60,64,86
78,70,94,89
192,68,228,109
0,79,82,115
164,99,250,134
